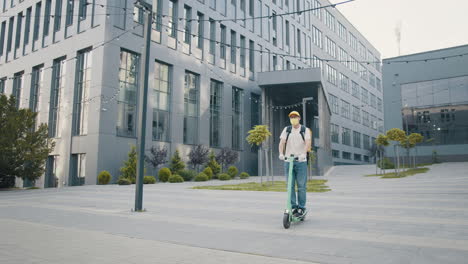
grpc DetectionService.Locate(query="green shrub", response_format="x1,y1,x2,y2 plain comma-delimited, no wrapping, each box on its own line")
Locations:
227,166,238,178
168,174,184,183
239,172,250,179
218,173,231,181
117,177,131,185
169,150,185,174
98,170,111,185
378,158,395,169
143,176,156,184
158,168,172,182
206,151,221,177
194,172,209,182
202,167,213,179
179,170,197,181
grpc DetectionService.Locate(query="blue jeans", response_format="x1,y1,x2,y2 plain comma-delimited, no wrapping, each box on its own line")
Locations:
284,161,307,210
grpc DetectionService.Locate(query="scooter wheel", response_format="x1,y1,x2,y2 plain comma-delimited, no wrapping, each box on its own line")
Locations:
283,213,291,229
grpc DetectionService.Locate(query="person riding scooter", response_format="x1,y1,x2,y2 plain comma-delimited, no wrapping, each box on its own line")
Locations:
278,111,312,217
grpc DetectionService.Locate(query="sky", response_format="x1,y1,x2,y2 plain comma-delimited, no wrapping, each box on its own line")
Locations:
331,0,468,59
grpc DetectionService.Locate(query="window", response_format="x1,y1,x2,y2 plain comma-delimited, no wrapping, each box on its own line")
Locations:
210,0,216,10
168,0,178,38
285,20,290,47
5,17,12,54
371,114,377,130
72,48,92,136
341,127,351,146
349,32,357,51
153,0,163,31
30,65,43,128
352,105,360,123
66,0,74,26
184,71,199,144
45,155,59,188
324,10,335,32
296,28,301,55
312,26,322,49
12,71,23,109
338,22,347,41
354,154,361,161
249,40,254,73
361,87,369,105
341,100,350,119
331,123,339,143
378,98,383,112
378,118,383,132
49,57,66,138
339,73,349,93
369,72,376,87
54,0,63,32
362,111,370,127
338,47,348,67
210,80,223,147
0,77,6,93
14,12,22,50
342,151,351,160
23,7,32,48
312,0,322,19
33,2,41,41
312,56,323,73
78,0,87,20
349,56,358,73
249,0,254,16
220,24,226,59
359,63,368,81
0,21,5,56
376,77,382,91
326,65,337,86
232,87,244,150
196,12,204,48
329,93,339,114
364,155,370,162
183,5,192,44
230,30,236,65
240,35,246,68
250,93,261,134
353,131,361,148
325,37,336,58
153,61,172,142
70,154,86,186
332,149,339,158
117,50,140,137
363,134,370,150
133,5,144,24
209,19,216,55
351,81,359,98
370,93,376,109
43,0,51,37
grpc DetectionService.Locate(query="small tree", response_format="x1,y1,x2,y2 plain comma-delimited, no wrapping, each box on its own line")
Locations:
120,146,137,183
246,125,272,184
169,149,185,174
408,133,424,168
205,151,221,178
0,95,55,188
216,147,239,172
386,128,406,176
375,134,390,175
145,146,168,170
188,144,210,172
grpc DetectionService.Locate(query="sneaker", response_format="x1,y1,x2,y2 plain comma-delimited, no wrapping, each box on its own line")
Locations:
296,208,305,217
292,208,299,216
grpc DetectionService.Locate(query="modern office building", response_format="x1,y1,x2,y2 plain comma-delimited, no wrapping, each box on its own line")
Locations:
0,0,381,188
383,44,468,162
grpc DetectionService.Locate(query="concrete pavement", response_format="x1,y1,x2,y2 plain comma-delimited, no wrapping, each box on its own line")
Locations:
1,162,468,263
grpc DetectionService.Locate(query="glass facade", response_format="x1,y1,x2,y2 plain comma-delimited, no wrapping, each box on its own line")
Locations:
401,75,468,145
153,61,172,142
117,50,140,137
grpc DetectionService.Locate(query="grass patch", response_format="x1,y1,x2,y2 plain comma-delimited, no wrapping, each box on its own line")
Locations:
193,180,331,192
366,167,430,178
27,187,40,190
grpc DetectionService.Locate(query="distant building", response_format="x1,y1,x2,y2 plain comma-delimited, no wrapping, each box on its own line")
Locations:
383,44,468,162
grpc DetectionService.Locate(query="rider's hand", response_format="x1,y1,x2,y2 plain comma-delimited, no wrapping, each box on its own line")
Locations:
299,153,307,162
279,154,285,161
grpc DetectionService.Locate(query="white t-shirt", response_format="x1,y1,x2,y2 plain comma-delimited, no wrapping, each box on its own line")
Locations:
280,126,312,158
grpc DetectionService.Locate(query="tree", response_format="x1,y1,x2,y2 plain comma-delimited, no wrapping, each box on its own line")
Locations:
246,125,272,184
0,95,55,188
216,147,239,172
145,146,168,170
375,134,389,175
386,128,406,176
120,146,137,183
205,151,221,178
408,133,424,168
169,149,185,174
188,144,210,171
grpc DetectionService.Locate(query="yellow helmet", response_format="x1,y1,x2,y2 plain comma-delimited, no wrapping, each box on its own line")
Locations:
288,111,301,118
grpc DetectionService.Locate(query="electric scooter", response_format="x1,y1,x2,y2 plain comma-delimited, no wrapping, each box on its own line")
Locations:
283,155,307,229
